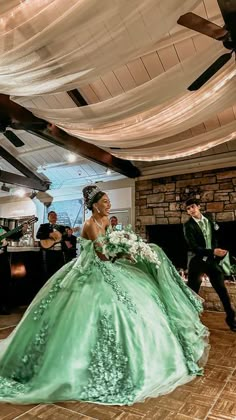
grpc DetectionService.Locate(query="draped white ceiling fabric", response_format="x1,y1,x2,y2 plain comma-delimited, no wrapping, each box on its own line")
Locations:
1,0,236,162
0,0,21,14
13,51,236,156
0,0,199,95
14,43,226,128
110,120,236,161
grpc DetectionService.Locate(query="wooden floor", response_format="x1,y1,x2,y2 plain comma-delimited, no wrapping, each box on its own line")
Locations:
0,309,236,420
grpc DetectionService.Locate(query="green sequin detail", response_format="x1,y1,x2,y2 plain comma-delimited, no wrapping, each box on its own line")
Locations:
95,257,137,314
154,291,203,376
81,312,137,404
168,261,203,313
174,329,204,375
0,377,29,396
11,322,49,383
33,280,62,320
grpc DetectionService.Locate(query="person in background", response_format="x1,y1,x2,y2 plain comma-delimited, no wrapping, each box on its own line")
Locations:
178,268,186,281
36,211,66,282
0,222,28,314
183,197,236,331
63,226,77,263
110,215,118,230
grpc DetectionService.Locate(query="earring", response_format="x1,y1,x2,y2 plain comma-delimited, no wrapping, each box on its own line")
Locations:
95,206,100,213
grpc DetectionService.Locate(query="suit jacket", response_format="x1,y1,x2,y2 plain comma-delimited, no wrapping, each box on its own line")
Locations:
183,214,219,266
36,223,66,249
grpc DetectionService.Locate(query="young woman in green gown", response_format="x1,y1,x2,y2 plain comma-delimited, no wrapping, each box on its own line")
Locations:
0,185,209,405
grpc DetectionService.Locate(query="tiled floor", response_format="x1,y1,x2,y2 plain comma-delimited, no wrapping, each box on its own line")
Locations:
0,309,236,420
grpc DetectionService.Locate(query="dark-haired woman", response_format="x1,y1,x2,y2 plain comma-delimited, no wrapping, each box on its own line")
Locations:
0,185,209,405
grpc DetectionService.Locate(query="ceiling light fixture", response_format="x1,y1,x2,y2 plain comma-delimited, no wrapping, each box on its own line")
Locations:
67,153,77,163
1,183,10,192
29,190,38,199
14,188,26,197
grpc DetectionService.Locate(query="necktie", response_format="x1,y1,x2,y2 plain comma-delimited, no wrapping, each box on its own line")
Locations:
199,219,205,232
199,218,211,248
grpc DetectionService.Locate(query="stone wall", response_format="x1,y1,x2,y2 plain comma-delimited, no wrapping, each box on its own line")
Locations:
136,167,236,236
200,284,236,312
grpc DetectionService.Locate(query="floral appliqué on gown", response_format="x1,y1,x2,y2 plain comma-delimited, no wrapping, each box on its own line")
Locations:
0,239,209,405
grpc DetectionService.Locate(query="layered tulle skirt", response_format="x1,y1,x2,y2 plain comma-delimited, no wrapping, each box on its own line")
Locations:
0,240,209,405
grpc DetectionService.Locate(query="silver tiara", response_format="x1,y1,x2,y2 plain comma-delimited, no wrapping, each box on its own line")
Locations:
86,186,101,207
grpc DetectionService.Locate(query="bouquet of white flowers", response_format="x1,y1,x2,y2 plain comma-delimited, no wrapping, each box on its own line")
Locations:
97,225,161,269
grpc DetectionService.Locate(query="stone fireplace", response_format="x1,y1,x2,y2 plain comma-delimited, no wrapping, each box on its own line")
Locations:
136,167,236,269
146,221,236,270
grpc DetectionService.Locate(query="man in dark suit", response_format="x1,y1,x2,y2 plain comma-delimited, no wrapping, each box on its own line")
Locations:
110,216,118,230
183,197,236,331
36,211,66,282
0,223,28,314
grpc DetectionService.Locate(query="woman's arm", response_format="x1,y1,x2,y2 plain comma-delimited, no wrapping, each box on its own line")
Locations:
82,220,109,261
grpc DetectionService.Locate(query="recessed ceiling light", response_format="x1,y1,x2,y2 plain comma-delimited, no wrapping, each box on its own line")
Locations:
67,153,77,163
14,188,26,197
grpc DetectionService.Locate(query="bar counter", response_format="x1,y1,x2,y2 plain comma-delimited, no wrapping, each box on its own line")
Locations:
8,246,40,252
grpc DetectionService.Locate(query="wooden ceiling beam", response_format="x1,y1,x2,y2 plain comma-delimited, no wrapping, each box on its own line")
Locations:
28,125,140,178
0,170,50,191
0,94,140,178
0,145,42,180
0,94,43,126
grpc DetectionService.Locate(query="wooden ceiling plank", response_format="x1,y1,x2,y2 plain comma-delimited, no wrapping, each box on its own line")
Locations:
140,52,165,79
204,0,222,19
190,123,207,137
157,45,180,71
174,38,196,62
217,107,236,126
89,79,112,101
114,65,136,92
101,72,124,97
127,58,150,86
204,115,221,131
192,33,216,52
78,86,100,104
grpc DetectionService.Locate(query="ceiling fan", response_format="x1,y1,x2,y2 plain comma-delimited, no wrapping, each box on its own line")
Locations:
0,95,48,147
177,0,236,91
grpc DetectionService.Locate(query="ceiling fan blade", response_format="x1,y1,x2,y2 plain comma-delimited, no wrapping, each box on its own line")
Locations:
10,120,48,131
217,0,236,43
188,52,233,91
177,12,228,40
3,130,25,147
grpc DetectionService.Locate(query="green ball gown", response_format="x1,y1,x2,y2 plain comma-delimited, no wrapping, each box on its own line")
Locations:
0,239,209,405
